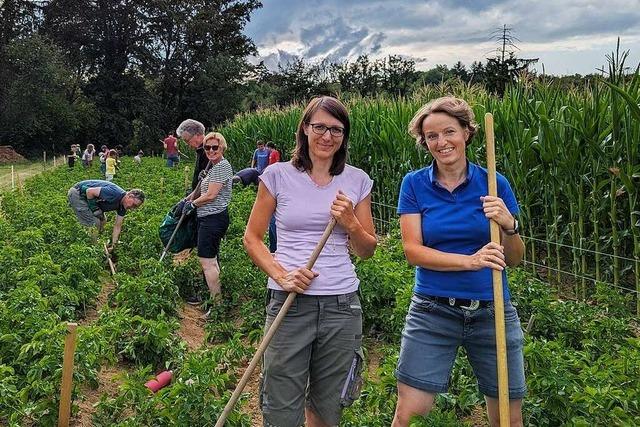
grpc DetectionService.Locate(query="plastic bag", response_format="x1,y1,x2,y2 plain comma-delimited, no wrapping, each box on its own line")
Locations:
159,200,197,253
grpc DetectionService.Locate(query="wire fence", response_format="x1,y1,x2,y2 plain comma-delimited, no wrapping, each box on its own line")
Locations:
370,201,639,299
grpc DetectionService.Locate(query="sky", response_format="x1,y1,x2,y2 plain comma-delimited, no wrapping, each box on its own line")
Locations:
244,0,640,75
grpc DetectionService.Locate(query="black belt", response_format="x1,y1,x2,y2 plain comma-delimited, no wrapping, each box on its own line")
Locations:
417,294,491,310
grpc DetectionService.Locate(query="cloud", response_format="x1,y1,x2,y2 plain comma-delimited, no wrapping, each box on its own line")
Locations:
245,0,640,74
300,17,385,61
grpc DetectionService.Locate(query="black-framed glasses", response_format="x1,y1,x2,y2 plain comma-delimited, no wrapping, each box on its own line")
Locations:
309,123,345,137
203,145,219,152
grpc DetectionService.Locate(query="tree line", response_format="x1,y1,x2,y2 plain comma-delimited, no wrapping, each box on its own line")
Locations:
0,1,599,157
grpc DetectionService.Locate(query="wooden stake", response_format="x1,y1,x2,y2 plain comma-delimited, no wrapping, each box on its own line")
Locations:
57,323,78,427
43,151,47,169
11,165,15,190
485,112,510,426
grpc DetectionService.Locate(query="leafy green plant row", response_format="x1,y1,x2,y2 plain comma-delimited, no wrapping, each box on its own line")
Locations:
220,58,640,311
1,157,638,425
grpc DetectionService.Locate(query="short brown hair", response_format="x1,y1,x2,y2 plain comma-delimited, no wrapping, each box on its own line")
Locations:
292,96,350,175
408,96,478,148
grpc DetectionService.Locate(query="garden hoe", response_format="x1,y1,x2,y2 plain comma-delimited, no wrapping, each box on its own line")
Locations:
215,218,337,427
485,112,510,426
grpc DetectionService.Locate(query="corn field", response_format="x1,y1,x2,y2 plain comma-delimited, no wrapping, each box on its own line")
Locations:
221,52,640,314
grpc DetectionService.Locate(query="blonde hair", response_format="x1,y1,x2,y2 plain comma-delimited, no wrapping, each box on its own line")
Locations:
204,132,227,152
408,96,478,148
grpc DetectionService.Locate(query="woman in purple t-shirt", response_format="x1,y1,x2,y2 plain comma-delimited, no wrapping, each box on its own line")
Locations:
244,96,377,427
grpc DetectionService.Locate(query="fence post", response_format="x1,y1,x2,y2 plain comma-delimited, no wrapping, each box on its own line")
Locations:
11,165,15,190
43,151,47,169
57,322,78,427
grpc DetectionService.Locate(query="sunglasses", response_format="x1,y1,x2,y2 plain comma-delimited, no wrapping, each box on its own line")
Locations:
203,145,219,152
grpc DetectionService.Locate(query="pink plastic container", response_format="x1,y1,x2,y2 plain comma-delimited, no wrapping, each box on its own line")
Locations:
145,370,173,392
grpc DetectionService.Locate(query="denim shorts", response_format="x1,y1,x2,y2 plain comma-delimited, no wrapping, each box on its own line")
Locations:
395,293,526,399
261,290,363,427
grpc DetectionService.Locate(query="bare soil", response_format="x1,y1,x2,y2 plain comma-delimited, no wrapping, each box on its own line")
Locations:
0,146,26,163
72,365,131,426
462,405,489,426
178,303,207,351
243,362,263,427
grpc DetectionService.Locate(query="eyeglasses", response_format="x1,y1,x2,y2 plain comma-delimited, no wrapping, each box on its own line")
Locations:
309,123,345,137
203,145,219,152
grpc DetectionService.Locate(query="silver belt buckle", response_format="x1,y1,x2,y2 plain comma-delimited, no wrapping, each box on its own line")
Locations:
460,300,480,311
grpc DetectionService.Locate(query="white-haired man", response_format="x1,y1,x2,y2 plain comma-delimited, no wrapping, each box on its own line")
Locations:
176,119,209,191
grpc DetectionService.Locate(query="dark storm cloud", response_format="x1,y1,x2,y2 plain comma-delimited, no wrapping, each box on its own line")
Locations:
300,17,385,60
245,0,640,73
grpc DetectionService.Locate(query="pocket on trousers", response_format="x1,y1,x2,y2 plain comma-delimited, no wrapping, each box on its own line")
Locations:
340,348,365,407
410,294,437,313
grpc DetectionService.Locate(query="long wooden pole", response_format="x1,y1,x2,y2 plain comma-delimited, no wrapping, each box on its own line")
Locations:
485,113,510,426
104,242,117,276
215,218,337,427
57,322,78,427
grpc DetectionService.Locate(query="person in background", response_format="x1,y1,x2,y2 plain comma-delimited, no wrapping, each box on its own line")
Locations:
176,119,209,192
391,96,526,427
73,144,82,159
99,145,109,176
182,132,233,305
67,179,145,250
67,145,78,168
163,132,180,167
105,149,117,182
243,96,377,427
134,150,144,164
267,141,280,165
231,167,260,187
265,142,281,252
82,144,95,168
251,140,270,175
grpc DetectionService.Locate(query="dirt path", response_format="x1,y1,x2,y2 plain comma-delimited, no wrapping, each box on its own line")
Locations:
72,274,124,426
178,303,207,351
242,361,262,427
0,161,61,191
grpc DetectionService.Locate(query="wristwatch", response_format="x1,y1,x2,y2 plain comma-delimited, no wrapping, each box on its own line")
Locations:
503,218,520,236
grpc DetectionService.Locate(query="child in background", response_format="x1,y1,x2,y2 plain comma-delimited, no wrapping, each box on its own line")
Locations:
105,149,117,181
99,145,108,176
67,145,77,168
134,150,143,164
267,141,280,165
82,144,95,167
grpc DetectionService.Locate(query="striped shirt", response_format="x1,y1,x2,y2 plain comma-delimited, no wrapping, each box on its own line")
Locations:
197,158,233,217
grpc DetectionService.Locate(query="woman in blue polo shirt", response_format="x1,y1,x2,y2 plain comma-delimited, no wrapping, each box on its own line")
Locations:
392,97,526,427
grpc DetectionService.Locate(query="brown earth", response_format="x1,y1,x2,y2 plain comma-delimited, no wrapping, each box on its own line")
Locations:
72,274,125,426
0,146,26,164
73,365,131,427
177,303,207,351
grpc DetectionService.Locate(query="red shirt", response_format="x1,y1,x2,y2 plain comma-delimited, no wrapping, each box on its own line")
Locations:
269,149,280,165
164,136,178,156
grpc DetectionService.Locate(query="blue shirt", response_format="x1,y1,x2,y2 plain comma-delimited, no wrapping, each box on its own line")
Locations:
76,180,127,216
253,148,271,174
397,161,519,300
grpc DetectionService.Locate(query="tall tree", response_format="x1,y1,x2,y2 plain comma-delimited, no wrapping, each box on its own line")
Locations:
485,25,538,95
